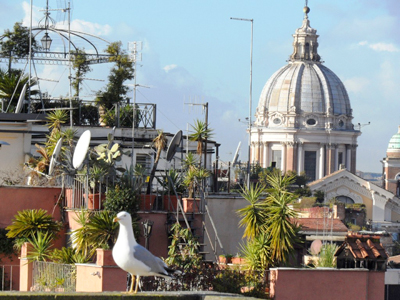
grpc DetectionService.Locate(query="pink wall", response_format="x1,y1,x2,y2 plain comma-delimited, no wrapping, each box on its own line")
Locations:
270,268,384,300
0,186,66,250
0,186,63,228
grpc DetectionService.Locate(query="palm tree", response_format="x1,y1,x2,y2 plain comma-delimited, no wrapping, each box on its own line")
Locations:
146,130,167,194
0,69,38,112
265,171,299,264
188,119,213,165
237,183,267,239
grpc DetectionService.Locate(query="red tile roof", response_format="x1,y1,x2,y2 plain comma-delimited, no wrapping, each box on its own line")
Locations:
294,218,348,233
335,233,388,260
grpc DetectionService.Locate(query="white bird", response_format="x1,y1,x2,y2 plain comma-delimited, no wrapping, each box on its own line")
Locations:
112,211,180,293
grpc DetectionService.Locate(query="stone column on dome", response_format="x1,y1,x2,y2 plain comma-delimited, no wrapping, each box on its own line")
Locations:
251,142,256,164
319,143,325,179
286,142,295,171
263,142,269,168
281,142,287,172
257,142,262,165
326,143,336,175
346,145,351,170
351,144,358,173
334,145,339,171
297,141,303,174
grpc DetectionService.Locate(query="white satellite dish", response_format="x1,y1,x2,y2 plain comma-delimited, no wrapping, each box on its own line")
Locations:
73,130,91,169
232,141,241,167
166,130,182,161
48,138,63,175
15,83,27,114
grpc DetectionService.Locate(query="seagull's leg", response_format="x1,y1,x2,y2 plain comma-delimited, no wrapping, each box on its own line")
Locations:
134,275,140,293
128,274,135,293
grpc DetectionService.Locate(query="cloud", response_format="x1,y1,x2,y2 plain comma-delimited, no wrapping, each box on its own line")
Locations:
358,41,399,52
163,64,177,73
343,77,370,93
55,19,112,37
22,1,41,26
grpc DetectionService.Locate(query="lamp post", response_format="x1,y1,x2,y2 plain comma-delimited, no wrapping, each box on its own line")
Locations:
230,17,253,189
142,219,154,250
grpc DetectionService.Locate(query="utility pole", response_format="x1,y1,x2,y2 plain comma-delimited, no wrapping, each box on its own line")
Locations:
230,17,253,188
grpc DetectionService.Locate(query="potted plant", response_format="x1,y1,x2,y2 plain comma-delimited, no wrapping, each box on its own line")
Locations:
219,253,233,264
157,169,185,211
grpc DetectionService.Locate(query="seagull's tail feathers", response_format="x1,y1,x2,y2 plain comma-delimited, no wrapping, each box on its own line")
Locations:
164,267,182,278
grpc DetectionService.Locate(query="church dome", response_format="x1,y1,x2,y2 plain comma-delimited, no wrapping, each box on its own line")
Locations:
255,7,354,131
387,126,400,154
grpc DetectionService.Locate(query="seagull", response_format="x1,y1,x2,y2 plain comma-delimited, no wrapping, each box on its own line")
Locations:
112,211,180,293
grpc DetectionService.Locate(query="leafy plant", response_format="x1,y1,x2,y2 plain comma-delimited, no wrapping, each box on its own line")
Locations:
240,233,272,271
71,210,119,258
317,243,338,268
156,169,185,196
237,183,267,239
6,209,62,250
0,228,15,262
165,223,201,271
26,231,53,262
51,247,91,264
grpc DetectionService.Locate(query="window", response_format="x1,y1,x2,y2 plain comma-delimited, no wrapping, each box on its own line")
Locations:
136,154,151,176
306,118,316,126
273,118,282,125
338,152,343,169
336,196,354,204
272,150,282,170
304,151,317,181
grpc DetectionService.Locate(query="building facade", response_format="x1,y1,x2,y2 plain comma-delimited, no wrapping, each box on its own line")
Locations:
382,126,400,196
251,6,360,181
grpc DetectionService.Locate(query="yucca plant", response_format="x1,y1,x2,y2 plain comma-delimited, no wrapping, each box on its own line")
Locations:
237,184,268,239
240,232,272,271
26,231,53,262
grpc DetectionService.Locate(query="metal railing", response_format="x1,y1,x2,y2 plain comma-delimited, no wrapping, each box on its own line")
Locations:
0,265,18,291
141,266,269,297
31,261,76,292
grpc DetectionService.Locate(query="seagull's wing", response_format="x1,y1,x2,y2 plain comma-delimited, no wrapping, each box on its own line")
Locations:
132,244,169,276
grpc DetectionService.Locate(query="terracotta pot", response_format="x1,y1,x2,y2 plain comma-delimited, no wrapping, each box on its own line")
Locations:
85,193,105,210
231,257,246,265
65,188,81,209
140,194,156,211
182,197,201,213
163,195,178,211
96,249,116,266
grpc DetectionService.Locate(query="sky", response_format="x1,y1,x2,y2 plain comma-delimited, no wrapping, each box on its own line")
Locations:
1,0,400,173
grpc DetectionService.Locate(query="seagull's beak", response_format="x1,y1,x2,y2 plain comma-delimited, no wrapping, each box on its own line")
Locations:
113,217,120,223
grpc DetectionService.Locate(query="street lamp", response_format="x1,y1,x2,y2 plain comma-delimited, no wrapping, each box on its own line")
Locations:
41,32,52,51
230,17,253,188
142,219,154,250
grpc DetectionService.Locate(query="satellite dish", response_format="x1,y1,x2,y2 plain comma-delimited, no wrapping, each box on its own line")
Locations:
166,130,182,161
232,141,241,166
0,140,10,146
48,138,63,175
310,239,323,255
15,83,27,114
73,130,91,169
